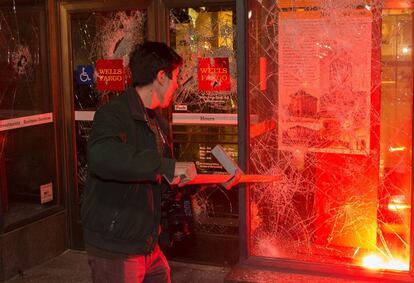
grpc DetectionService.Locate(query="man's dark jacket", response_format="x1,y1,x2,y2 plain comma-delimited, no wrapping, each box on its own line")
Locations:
81,87,175,255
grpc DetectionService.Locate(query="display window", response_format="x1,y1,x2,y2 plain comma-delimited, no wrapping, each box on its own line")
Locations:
246,0,413,275
0,1,58,230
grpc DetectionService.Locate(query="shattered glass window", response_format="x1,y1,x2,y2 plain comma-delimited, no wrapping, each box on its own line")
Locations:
170,7,238,234
248,0,412,271
0,1,57,227
71,10,147,204
166,7,239,265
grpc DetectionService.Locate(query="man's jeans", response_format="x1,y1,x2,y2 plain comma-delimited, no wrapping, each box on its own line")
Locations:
87,246,171,283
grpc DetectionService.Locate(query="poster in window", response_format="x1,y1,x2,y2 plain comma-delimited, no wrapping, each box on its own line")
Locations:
278,10,372,155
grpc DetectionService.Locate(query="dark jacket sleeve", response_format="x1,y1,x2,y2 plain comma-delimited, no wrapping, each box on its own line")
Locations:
87,105,175,182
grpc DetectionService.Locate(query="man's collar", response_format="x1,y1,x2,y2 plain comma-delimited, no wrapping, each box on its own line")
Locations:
126,87,146,121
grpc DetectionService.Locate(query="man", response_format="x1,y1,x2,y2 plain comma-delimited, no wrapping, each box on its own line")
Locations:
82,41,196,283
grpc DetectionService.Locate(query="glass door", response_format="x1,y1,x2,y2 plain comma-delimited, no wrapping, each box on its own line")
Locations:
166,3,239,265
60,0,156,249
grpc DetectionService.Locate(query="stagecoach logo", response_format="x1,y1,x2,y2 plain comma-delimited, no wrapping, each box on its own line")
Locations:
96,59,125,91
198,57,231,91
76,65,94,85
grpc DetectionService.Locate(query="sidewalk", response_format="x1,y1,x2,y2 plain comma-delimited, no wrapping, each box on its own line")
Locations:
6,250,229,283
5,249,378,283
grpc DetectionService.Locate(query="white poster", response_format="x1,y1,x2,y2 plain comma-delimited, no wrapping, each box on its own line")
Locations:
40,183,53,204
278,10,372,155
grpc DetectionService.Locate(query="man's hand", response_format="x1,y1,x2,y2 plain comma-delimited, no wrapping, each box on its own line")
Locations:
174,162,197,186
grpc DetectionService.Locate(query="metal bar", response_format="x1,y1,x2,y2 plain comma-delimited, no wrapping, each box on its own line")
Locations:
236,0,248,261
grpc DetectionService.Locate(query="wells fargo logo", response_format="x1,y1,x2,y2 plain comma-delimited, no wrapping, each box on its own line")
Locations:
198,57,231,91
96,59,125,91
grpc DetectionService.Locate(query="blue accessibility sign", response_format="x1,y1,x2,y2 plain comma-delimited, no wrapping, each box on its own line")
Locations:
76,65,94,85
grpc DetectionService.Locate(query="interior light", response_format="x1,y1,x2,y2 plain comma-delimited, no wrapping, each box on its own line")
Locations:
388,195,410,212
362,254,409,271
402,47,410,54
362,254,383,269
248,10,252,19
365,5,371,11
202,42,210,50
388,203,411,211
387,259,409,271
389,146,405,152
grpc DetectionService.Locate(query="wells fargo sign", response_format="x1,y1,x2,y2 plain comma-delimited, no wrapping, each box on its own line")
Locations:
198,57,231,91
96,59,125,91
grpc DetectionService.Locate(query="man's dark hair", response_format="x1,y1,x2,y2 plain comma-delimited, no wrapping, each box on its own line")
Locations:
129,41,183,87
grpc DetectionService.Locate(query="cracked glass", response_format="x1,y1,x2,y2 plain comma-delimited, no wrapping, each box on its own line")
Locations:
71,10,147,204
167,7,239,265
0,0,56,228
247,0,412,271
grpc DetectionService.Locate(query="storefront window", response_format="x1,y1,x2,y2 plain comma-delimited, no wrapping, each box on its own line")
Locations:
0,1,56,229
379,8,412,270
247,0,412,272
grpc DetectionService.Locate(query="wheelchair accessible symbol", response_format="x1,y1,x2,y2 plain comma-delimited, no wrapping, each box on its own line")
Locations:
76,65,94,85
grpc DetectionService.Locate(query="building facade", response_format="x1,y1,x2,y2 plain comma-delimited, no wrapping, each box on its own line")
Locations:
0,0,414,282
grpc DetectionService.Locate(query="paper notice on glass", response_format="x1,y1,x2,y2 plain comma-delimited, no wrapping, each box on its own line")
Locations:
278,10,372,155
40,183,53,204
